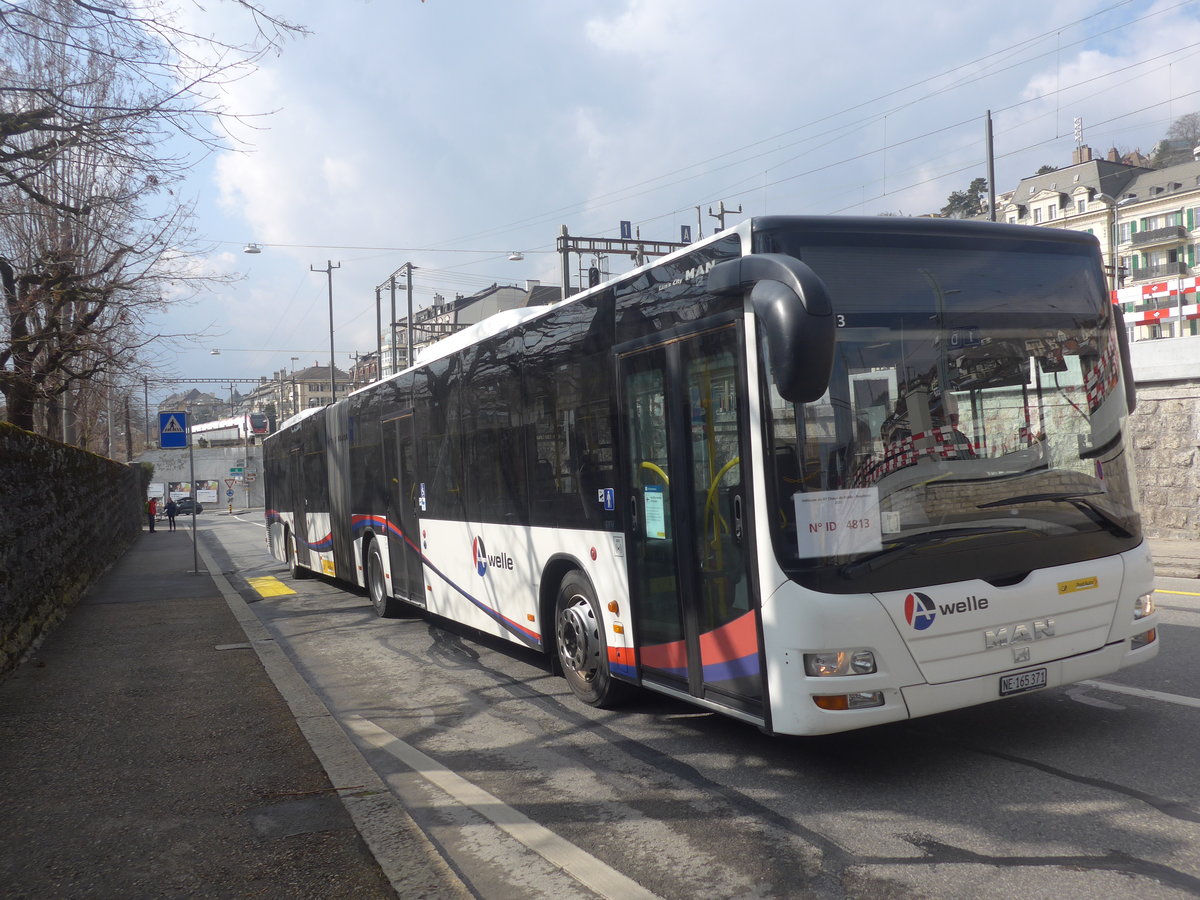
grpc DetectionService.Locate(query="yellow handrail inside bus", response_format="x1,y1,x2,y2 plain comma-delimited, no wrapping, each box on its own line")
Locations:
703,457,739,547
640,460,669,484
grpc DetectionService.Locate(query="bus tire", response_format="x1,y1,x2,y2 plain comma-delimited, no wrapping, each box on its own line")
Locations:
554,572,630,708
367,539,403,618
288,531,309,580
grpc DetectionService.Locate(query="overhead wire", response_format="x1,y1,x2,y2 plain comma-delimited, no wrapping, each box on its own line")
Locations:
415,0,1187,250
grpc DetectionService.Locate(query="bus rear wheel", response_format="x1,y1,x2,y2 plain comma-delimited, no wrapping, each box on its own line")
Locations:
554,572,630,708
288,531,308,580
367,540,402,618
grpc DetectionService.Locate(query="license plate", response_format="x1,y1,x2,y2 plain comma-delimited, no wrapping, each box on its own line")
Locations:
1000,667,1047,697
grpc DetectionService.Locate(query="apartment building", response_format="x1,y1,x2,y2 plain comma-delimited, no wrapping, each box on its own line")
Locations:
235,364,351,424
995,144,1200,540
995,144,1200,379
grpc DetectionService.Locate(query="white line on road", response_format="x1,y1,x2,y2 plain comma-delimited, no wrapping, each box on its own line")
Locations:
342,714,664,900
1080,680,1200,709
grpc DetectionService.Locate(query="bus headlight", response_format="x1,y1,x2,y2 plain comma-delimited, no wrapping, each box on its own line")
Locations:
804,649,876,677
1133,592,1155,620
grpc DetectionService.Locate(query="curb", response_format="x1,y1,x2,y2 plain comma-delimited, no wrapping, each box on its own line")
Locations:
195,540,471,899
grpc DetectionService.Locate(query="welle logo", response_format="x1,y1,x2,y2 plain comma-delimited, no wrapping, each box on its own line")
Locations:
903,592,990,631
472,536,514,577
904,592,937,631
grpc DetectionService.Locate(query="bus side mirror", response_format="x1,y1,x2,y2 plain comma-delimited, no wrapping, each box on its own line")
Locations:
708,254,836,403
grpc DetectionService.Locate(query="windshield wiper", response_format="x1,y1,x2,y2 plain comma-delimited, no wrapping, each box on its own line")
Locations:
839,527,1021,578
977,491,1133,538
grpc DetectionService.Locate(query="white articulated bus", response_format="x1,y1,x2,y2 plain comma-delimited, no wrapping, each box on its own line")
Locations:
263,216,1159,735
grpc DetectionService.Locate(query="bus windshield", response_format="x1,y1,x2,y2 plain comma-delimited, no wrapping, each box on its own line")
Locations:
756,229,1142,590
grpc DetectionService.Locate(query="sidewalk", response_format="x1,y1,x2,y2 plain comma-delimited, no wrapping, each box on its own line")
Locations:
1148,537,1200,579
0,528,464,899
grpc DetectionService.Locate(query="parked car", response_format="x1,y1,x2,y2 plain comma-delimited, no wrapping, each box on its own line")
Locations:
175,497,203,514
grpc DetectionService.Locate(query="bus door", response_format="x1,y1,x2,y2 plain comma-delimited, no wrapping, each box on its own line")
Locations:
289,446,309,563
617,322,764,717
386,411,426,606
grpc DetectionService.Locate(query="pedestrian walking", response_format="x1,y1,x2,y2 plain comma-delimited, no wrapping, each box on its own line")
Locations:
165,498,178,531
146,496,158,532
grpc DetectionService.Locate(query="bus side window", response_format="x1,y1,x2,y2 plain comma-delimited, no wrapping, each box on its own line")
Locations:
775,445,801,529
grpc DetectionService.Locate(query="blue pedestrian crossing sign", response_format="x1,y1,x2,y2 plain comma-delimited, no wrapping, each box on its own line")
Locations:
159,411,189,449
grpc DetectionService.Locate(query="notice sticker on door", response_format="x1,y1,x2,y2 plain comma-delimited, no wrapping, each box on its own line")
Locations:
793,487,882,558
644,485,667,540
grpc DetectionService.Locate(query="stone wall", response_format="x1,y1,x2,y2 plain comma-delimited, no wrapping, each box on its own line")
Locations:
1129,383,1200,541
0,423,148,677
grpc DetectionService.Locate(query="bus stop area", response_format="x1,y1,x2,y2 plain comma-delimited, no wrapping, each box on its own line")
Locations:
0,527,469,899
0,525,1194,897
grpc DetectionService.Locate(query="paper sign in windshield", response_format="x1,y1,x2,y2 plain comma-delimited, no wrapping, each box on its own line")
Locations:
644,485,667,540
794,487,882,558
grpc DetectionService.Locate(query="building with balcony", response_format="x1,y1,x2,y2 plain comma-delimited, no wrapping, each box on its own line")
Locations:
231,364,351,425
994,144,1200,541
995,145,1200,362
995,144,1147,286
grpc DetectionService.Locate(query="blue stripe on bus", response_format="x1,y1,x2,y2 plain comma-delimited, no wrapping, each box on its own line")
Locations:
610,661,638,679
303,533,333,552
702,653,761,683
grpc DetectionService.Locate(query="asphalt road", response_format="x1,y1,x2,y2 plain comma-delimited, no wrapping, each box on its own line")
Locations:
207,511,1200,900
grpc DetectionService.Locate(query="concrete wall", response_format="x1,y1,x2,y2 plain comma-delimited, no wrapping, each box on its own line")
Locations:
0,423,147,677
1129,339,1200,540
136,443,264,509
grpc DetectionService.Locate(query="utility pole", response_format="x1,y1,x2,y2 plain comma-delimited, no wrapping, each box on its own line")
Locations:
374,285,383,378
311,260,341,402
556,227,688,300
143,376,149,450
986,110,997,222
708,200,742,232
402,263,415,370
377,262,415,375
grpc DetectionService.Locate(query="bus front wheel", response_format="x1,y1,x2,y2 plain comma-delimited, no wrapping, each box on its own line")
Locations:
554,572,630,708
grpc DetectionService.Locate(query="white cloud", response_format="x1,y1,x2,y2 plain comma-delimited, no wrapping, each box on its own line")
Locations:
144,0,1200,389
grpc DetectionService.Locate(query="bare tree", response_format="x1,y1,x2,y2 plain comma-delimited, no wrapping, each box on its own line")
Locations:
0,0,303,436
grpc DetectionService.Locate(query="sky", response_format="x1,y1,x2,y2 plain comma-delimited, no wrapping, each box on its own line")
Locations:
150,0,1200,403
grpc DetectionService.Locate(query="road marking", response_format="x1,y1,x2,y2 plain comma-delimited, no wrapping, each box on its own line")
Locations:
1155,589,1200,597
247,575,296,598
343,714,663,900
1080,680,1200,709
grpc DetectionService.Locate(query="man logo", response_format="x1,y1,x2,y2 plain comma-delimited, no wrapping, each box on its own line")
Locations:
473,536,488,576
904,592,937,631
